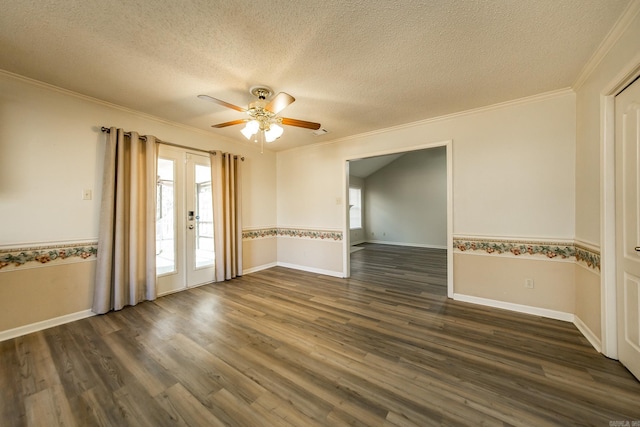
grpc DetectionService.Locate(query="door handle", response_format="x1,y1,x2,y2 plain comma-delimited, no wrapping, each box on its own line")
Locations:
635,247,640,252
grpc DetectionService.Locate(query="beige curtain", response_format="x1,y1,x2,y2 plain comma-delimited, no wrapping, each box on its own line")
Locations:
210,151,243,281
93,128,158,314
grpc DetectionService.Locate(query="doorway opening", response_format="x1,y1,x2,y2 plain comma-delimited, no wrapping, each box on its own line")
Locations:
343,140,453,298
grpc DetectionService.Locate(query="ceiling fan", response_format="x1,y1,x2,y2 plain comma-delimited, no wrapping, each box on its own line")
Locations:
198,86,321,144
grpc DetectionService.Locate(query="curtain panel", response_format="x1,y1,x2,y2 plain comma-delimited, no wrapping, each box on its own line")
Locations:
93,128,158,314
210,151,243,281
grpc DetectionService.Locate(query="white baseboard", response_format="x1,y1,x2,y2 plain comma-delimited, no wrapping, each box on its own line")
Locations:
453,293,574,322
276,262,344,278
573,315,602,353
0,309,96,342
351,240,366,246
243,262,277,275
367,240,447,250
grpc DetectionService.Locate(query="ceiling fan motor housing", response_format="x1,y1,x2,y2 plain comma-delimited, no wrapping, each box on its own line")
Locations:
248,87,277,130
250,86,273,100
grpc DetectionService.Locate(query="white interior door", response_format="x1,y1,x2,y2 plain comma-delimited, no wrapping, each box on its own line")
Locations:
156,145,215,296
615,76,640,381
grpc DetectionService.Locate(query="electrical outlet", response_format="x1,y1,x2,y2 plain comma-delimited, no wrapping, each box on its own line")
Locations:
525,278,534,289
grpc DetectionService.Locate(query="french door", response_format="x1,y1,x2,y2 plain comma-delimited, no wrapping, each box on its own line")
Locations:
156,145,215,295
615,75,640,380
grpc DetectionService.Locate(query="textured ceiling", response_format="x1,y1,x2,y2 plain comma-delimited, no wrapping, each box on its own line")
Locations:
0,0,632,151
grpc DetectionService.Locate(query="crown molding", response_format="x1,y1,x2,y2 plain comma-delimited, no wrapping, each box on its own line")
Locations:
280,88,574,155
0,69,266,154
572,0,640,91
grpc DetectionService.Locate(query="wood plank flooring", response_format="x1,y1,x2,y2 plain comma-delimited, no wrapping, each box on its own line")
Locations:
1,243,639,426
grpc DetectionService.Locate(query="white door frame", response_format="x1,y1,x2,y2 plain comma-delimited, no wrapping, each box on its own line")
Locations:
342,139,454,298
600,54,640,359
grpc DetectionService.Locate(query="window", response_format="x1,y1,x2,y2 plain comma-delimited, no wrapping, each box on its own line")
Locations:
156,158,176,275
349,187,362,229
194,164,214,268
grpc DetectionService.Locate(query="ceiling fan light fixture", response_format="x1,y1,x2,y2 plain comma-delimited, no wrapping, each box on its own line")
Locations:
201,87,321,149
241,120,259,139
264,124,284,142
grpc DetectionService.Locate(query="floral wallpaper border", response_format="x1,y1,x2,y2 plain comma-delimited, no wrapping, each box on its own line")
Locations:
574,244,601,271
0,242,98,271
2,234,598,271
454,237,600,271
243,227,343,241
1,228,343,271
242,228,278,239
277,228,343,240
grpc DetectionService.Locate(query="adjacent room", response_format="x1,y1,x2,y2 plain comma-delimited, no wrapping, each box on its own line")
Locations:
348,147,448,295
1,1,640,425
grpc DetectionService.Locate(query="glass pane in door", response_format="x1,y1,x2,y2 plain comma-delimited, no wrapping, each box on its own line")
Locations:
195,164,214,268
156,158,176,275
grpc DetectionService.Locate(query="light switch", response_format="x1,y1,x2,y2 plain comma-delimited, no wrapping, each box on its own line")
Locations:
82,189,92,200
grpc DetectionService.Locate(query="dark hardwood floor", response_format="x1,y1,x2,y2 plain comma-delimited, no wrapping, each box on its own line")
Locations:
1,243,639,426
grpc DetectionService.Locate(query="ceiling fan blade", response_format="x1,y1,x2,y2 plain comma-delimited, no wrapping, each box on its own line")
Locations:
281,117,321,130
211,119,247,128
265,92,295,114
198,94,246,112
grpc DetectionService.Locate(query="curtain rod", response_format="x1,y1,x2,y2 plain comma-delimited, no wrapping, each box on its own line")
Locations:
100,127,244,161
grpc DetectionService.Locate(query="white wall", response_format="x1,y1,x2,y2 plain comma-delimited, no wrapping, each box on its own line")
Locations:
575,9,640,246
0,72,277,245
574,6,640,350
278,91,576,239
364,147,447,248
0,71,277,333
277,90,576,302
